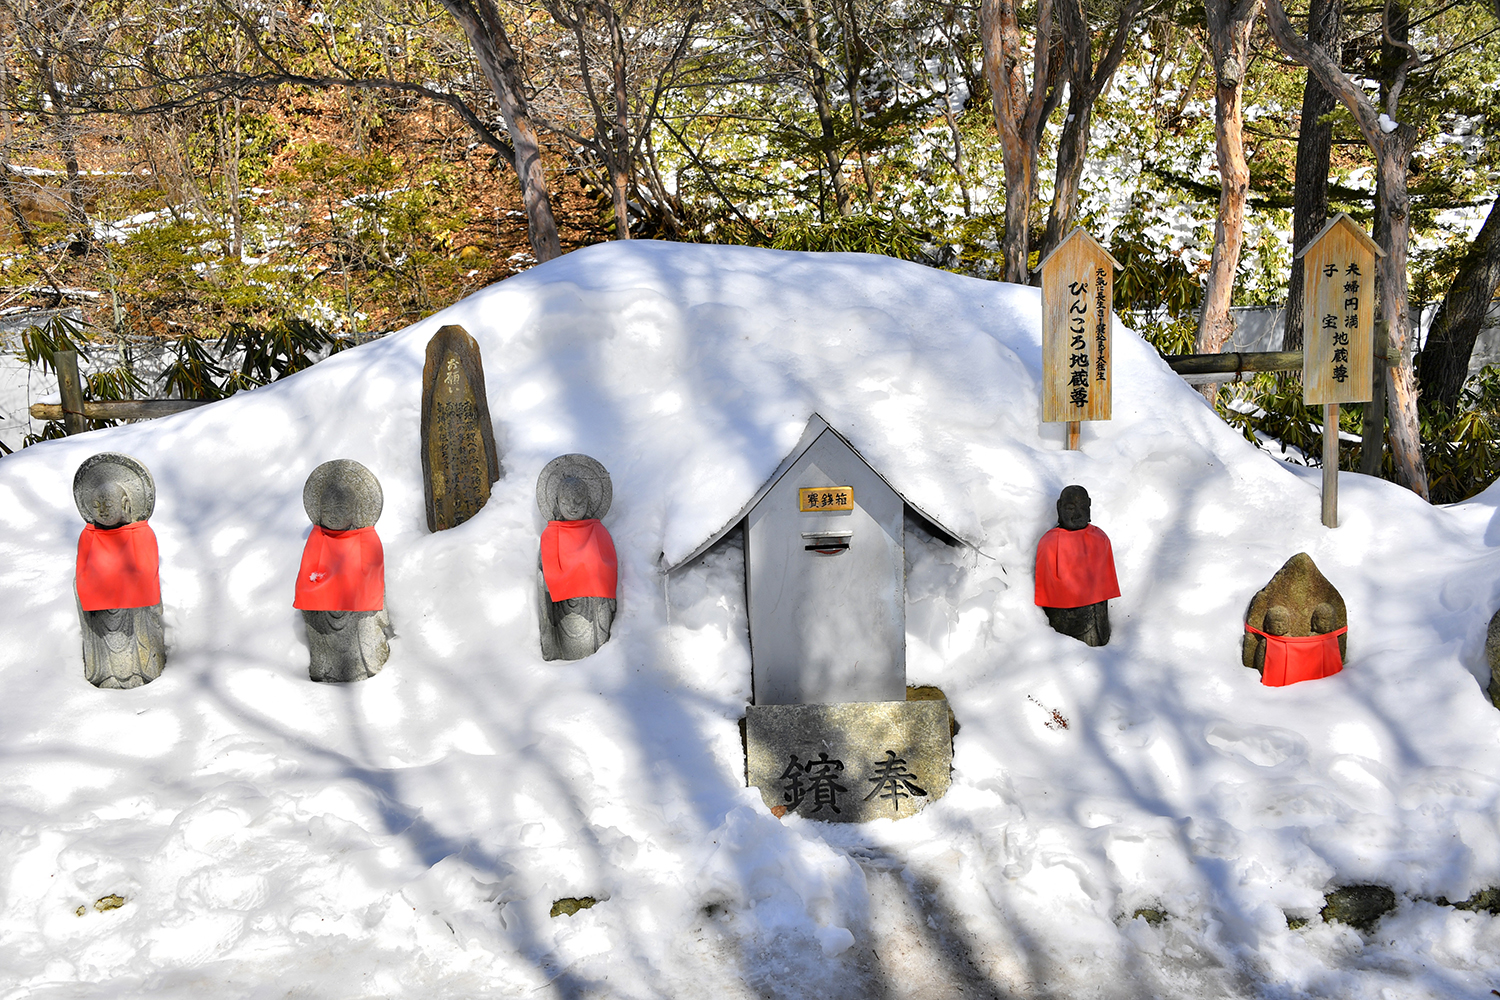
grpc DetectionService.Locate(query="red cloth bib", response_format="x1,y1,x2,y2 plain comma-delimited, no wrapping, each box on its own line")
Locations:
540,519,618,601
1246,624,1346,687
1034,525,1120,608
76,520,161,611
293,526,384,611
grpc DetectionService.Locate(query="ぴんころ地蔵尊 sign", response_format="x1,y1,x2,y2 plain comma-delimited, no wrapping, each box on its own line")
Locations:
1297,214,1381,406
1040,228,1122,431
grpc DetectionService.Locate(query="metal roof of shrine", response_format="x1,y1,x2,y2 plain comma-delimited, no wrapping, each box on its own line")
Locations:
662,413,975,574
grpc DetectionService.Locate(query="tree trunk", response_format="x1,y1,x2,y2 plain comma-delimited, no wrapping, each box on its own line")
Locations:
438,0,562,262
1196,0,1263,358
1039,0,1141,262
607,5,632,238
800,0,851,217
1264,0,1428,497
979,0,1057,284
1284,0,1341,351
0,57,36,246
1417,198,1500,412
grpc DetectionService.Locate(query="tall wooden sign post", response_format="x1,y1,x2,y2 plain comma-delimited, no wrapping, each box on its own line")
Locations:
1295,213,1382,529
1040,229,1122,450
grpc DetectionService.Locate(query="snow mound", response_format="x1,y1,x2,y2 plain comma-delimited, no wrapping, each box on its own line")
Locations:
4,240,1500,999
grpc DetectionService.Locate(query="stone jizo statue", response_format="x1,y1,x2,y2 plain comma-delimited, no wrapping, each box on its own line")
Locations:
294,459,392,682
537,454,617,661
73,452,166,688
1034,485,1119,647
1242,553,1347,687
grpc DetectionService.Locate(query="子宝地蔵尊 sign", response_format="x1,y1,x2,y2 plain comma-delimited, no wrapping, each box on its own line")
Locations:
1297,214,1382,406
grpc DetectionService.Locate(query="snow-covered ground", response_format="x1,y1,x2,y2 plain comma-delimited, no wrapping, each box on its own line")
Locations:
3,241,1500,999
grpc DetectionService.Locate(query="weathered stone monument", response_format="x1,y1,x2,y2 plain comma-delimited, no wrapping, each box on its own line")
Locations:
1034,485,1120,647
537,454,617,661
666,415,966,822
294,459,391,682
1486,609,1500,709
1242,553,1347,687
73,452,166,689
421,324,502,532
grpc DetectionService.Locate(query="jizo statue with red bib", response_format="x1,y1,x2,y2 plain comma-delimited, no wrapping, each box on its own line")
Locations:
1034,485,1119,647
294,459,392,682
1242,553,1347,687
73,452,166,688
537,454,617,661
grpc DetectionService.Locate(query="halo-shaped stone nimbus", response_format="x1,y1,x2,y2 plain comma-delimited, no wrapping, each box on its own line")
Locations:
303,459,383,528
73,452,156,525
536,454,613,521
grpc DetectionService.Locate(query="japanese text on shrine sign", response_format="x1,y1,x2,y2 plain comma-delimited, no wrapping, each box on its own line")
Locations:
798,487,854,512
1041,228,1119,423
1299,214,1379,406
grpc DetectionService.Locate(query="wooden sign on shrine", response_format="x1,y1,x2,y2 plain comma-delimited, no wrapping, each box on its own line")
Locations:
1295,214,1382,528
420,324,502,532
1040,228,1122,450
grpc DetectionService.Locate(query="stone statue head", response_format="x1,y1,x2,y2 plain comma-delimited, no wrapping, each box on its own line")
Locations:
537,454,612,522
1264,605,1293,636
303,460,383,530
1310,603,1336,635
1056,485,1091,531
73,453,155,527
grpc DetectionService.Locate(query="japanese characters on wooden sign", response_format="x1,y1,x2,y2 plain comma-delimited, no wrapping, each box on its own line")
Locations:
797,486,854,512
1040,228,1122,424
1297,214,1382,406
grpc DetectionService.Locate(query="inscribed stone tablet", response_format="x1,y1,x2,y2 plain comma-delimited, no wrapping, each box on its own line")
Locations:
745,700,952,823
421,324,502,532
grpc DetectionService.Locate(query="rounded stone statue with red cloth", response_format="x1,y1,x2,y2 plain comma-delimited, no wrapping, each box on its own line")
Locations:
1034,485,1120,647
1242,553,1348,687
537,454,617,661
73,452,166,688
295,460,392,682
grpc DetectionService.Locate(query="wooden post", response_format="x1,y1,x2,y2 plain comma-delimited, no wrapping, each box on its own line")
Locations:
53,349,87,436
1065,421,1081,450
1322,402,1339,528
1358,320,1387,476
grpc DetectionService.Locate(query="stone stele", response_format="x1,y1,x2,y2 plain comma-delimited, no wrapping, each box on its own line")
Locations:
73,452,165,689
1485,608,1500,709
1241,552,1348,672
745,699,952,823
302,459,392,683
421,324,502,533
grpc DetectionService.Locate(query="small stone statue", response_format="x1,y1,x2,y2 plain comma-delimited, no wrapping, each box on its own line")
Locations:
1242,553,1347,687
73,452,166,688
294,460,392,682
537,454,617,661
1034,485,1119,646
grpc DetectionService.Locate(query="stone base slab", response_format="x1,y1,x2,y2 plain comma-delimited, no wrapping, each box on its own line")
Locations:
745,700,952,823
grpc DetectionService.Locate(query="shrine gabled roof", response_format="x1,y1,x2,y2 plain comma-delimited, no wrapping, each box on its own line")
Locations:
1294,212,1386,260
1036,226,1123,275
662,413,972,574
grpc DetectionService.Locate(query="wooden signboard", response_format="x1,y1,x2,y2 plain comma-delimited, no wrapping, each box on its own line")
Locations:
1040,228,1122,447
1298,213,1381,407
1294,214,1383,529
420,324,502,532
